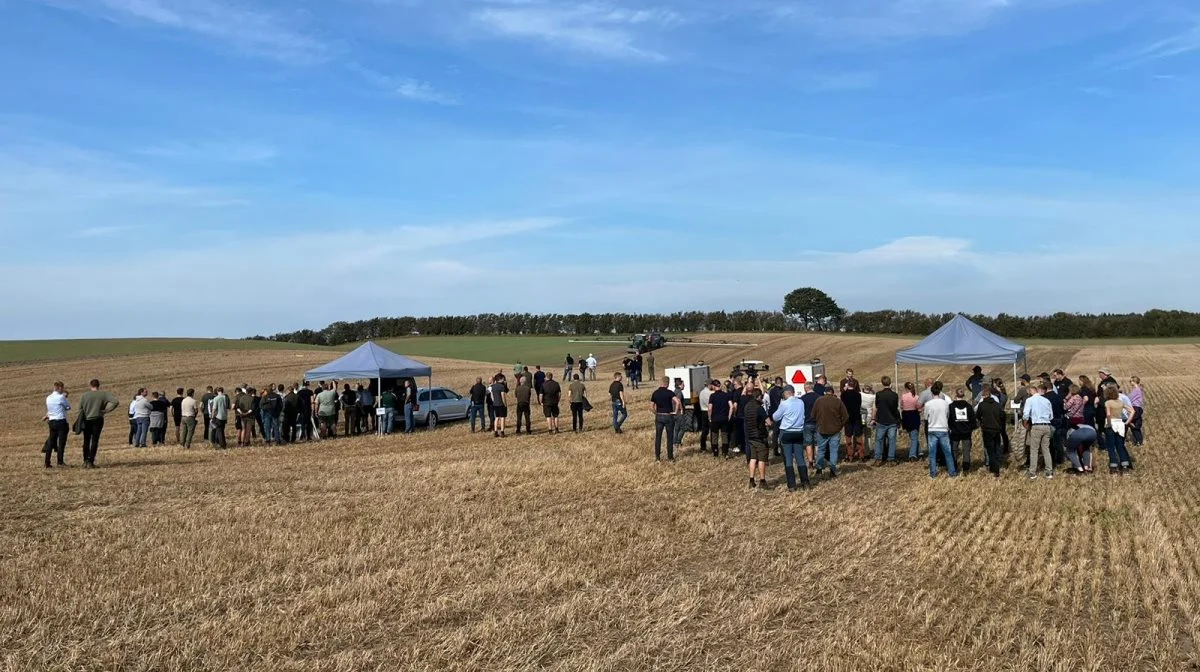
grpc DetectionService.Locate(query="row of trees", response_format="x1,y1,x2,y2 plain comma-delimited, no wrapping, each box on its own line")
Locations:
252,302,1200,347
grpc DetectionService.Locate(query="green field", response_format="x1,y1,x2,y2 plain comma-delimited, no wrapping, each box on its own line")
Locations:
367,336,623,367
0,338,325,364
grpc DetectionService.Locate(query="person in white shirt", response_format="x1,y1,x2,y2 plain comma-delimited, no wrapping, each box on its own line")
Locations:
922,381,957,479
586,354,598,381
42,382,71,468
132,392,153,448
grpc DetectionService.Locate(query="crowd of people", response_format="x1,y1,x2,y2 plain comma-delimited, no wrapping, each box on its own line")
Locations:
39,361,1147,490
39,379,426,467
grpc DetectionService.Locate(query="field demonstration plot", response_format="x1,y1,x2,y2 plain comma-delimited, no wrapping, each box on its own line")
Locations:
1,334,1197,670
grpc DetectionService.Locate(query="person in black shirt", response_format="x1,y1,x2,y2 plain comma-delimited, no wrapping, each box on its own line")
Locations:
533,366,546,401
798,383,820,469
743,388,770,489
468,377,488,433
976,385,1008,477
491,374,509,438
297,382,314,441
649,377,681,461
609,372,628,433
282,385,301,443
707,382,733,458
340,384,358,437
731,380,747,457
873,377,901,464
768,377,784,457
200,386,215,442
1042,381,1066,466
541,373,562,434
171,388,185,444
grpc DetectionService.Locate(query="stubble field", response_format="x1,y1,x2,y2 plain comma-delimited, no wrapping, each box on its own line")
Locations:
1,334,1198,671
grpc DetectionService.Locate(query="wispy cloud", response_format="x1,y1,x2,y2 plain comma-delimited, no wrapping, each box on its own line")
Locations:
766,0,1021,41
139,141,278,163
1078,86,1114,97
395,78,461,105
1103,20,1200,70
0,141,245,218
471,2,681,61
80,225,139,237
39,0,328,64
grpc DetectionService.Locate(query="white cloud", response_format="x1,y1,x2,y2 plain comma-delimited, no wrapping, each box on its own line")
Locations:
394,78,461,105
39,0,328,64
471,2,680,61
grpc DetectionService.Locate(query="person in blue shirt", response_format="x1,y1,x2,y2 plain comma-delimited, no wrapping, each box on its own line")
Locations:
1022,383,1055,479
42,382,71,468
772,385,809,491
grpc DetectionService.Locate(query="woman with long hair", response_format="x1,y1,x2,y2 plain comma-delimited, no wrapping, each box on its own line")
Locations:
900,381,922,461
1078,375,1097,430
1128,376,1145,447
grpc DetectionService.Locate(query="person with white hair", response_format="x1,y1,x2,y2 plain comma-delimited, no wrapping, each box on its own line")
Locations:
585,354,598,381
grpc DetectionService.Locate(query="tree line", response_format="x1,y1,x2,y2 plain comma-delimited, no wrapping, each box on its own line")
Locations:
250,308,1200,346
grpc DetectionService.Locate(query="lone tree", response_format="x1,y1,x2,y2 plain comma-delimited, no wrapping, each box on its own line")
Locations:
783,287,845,331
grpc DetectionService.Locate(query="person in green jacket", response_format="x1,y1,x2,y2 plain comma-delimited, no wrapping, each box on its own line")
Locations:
76,379,120,468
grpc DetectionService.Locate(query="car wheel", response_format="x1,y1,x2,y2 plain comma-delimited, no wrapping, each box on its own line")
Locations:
428,412,438,430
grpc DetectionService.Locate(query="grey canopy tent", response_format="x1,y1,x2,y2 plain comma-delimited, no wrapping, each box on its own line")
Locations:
895,314,1027,422
305,341,433,412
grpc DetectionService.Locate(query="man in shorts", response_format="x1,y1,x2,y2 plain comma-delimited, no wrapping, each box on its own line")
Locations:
541,373,562,434
491,374,509,438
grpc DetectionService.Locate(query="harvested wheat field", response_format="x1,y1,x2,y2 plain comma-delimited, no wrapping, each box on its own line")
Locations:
1,334,1198,671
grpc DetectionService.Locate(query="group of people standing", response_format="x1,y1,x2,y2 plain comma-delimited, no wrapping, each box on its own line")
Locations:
39,360,1147,488
468,366,593,437
40,378,427,467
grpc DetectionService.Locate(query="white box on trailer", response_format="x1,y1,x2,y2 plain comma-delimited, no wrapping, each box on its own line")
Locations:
664,365,711,403
785,360,826,387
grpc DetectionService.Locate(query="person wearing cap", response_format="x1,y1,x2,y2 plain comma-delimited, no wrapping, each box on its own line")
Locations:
772,384,810,491
1022,382,1055,479
586,354,598,381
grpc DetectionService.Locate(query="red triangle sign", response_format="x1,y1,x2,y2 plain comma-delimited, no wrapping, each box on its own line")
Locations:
791,370,807,384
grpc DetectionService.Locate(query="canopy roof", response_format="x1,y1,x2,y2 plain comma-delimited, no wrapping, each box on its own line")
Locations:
895,314,1026,365
305,341,432,381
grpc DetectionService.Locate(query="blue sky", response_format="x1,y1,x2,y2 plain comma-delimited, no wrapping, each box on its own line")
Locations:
2,0,1199,338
